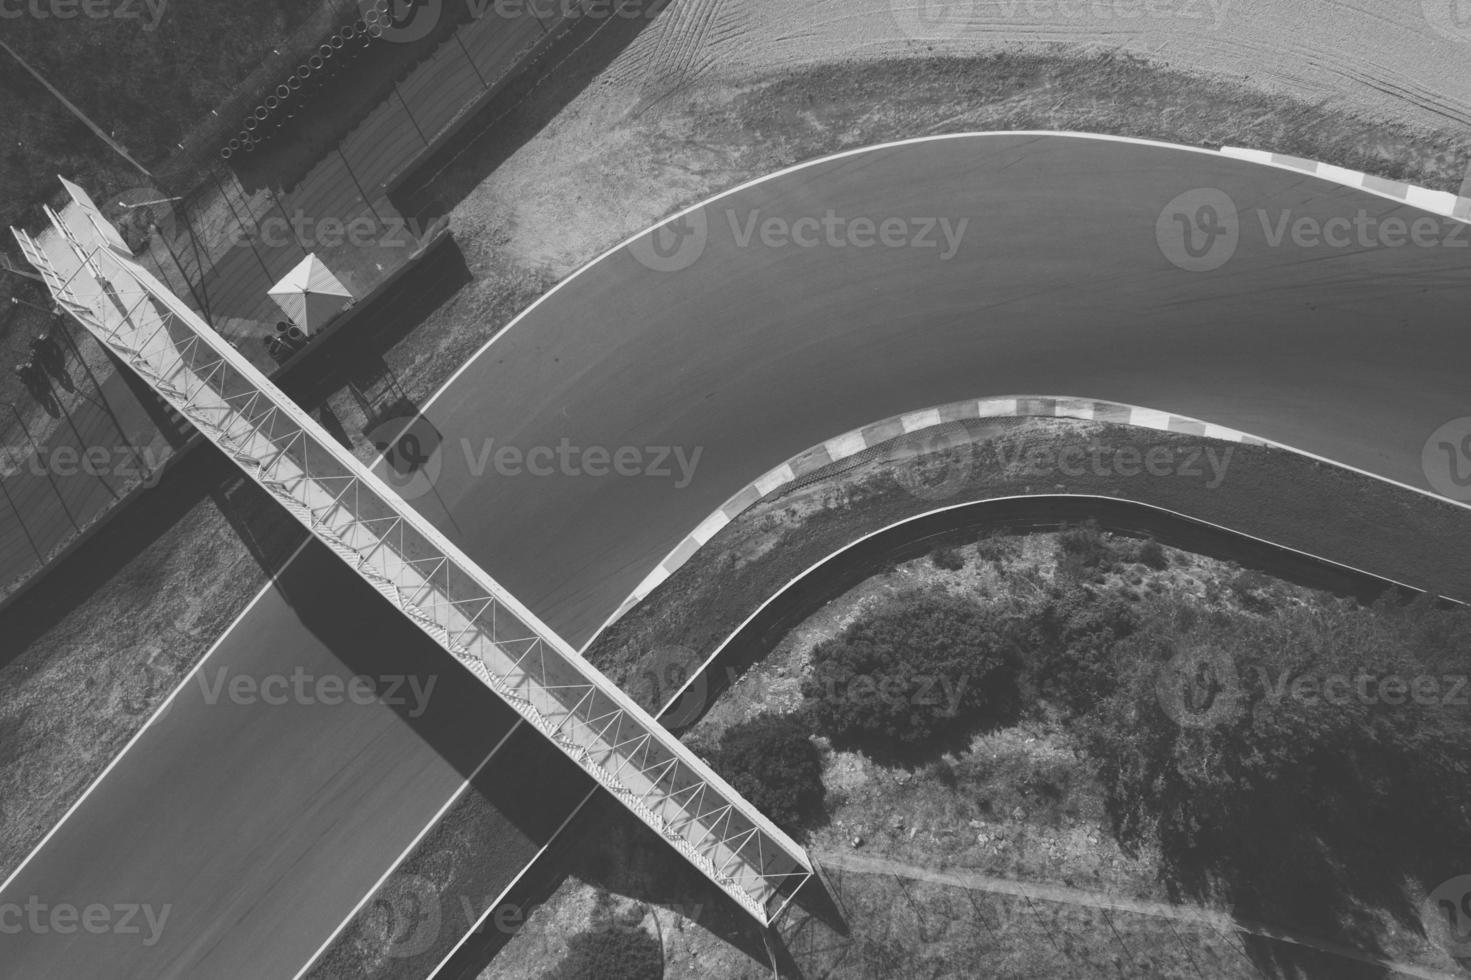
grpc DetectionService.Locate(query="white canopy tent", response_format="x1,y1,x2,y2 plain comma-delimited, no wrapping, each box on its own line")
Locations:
267,253,352,335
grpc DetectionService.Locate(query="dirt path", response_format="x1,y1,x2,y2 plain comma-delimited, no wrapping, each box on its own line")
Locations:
819,850,1466,980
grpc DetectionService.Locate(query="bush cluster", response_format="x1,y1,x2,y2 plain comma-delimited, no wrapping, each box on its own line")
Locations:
1136,537,1168,570
1055,520,1120,582
1010,591,1138,717
973,530,1020,565
930,545,967,571
1083,594,1471,936
710,713,825,832
801,592,1013,745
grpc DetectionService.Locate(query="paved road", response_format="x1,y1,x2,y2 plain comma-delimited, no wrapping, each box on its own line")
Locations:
417,134,1471,641
3,133,1468,979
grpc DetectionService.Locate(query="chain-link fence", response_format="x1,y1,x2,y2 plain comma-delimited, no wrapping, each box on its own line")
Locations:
0,277,180,599
0,0,596,603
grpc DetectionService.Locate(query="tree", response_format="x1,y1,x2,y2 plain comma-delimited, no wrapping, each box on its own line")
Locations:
1083,596,1471,950
801,591,1012,745
1136,537,1168,570
931,545,966,571
1054,520,1119,582
711,713,825,832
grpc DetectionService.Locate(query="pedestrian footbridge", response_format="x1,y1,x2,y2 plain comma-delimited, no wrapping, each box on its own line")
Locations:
14,178,813,927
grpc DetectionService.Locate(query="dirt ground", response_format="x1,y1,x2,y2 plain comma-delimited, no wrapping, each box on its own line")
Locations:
598,0,1471,133
486,532,1462,980
443,0,1471,288
327,411,1471,979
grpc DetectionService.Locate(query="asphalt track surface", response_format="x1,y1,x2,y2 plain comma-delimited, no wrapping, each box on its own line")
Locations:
3,133,1469,979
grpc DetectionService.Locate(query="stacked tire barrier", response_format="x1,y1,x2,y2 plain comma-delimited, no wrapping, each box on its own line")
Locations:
220,1,392,160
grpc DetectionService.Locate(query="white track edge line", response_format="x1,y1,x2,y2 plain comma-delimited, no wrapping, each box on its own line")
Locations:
426,130,1468,405
647,490,1453,736
0,535,317,900
290,718,527,980
420,786,600,980
13,129,1461,971
582,395,1471,646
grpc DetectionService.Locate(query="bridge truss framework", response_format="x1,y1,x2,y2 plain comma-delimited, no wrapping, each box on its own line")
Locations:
14,178,813,928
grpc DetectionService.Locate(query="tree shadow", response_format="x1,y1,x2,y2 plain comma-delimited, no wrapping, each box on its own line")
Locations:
435,787,849,980
1144,791,1436,980
1100,600,1471,979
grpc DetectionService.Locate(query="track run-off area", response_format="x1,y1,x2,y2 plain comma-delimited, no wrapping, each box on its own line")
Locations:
2,132,1470,979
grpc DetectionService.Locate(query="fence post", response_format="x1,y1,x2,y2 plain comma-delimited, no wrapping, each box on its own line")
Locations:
2,401,80,531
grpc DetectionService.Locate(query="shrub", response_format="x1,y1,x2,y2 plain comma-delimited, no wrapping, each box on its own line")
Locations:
710,713,825,832
1011,592,1138,717
931,545,966,571
1137,537,1168,570
1055,520,1118,580
1228,569,1273,614
802,592,1013,745
540,926,662,980
974,530,1018,565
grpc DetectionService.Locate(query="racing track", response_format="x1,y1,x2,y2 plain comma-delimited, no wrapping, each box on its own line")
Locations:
3,132,1469,979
